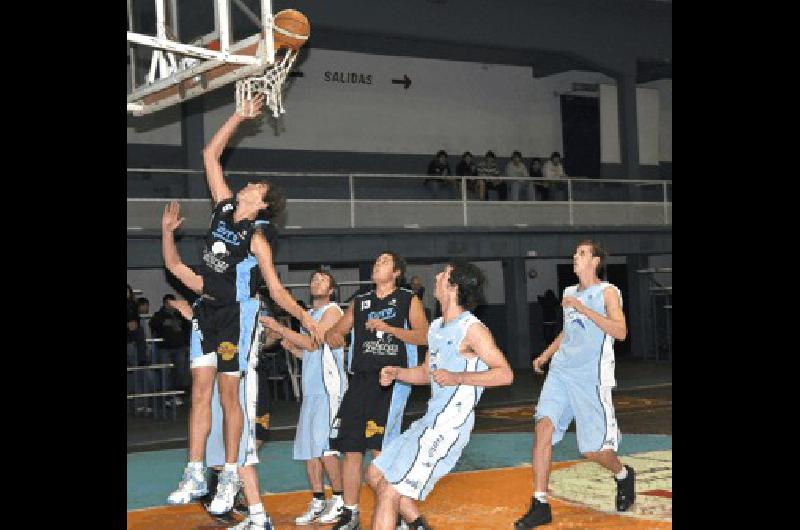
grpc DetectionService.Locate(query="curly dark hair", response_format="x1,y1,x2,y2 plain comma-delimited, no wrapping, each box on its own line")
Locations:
446,259,486,310
251,179,286,220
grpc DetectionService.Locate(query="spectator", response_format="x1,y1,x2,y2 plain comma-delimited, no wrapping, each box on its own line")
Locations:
506,150,531,201
425,149,453,200
543,151,568,201
127,285,144,365
456,151,484,201
136,297,150,316
529,157,548,201
478,150,504,201
150,294,191,404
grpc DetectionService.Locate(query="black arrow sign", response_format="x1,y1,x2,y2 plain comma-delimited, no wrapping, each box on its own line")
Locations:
288,71,304,78
391,74,412,89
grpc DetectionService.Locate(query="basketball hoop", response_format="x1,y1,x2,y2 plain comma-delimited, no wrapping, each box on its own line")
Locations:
235,48,298,118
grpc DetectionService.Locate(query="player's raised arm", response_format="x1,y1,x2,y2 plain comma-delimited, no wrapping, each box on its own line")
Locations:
432,322,513,388
161,201,203,294
202,94,265,205
249,231,322,344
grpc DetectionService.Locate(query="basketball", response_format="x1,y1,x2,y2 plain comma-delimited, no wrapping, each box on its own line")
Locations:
273,9,310,50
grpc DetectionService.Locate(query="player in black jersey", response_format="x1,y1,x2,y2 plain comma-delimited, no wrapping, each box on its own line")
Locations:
162,94,323,529
323,252,429,530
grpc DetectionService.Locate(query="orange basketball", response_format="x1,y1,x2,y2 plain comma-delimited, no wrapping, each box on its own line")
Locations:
273,9,310,50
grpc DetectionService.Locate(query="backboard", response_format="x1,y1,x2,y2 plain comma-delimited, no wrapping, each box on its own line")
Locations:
127,0,276,116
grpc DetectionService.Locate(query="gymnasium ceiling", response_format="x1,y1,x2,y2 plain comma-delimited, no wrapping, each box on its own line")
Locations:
129,0,671,81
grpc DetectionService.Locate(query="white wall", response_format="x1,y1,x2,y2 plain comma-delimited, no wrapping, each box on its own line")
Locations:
601,81,672,165
639,79,672,162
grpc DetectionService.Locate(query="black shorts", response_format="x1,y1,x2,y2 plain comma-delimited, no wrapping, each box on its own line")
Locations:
330,371,403,454
254,361,272,441
192,300,258,373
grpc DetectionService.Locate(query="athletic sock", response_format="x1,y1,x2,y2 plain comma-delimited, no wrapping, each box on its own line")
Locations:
345,504,358,512
249,503,267,524
615,466,628,480
534,491,548,503
224,463,238,474
188,461,204,472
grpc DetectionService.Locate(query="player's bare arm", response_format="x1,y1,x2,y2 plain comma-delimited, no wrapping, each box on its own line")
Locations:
161,201,203,294
261,305,341,352
562,288,626,340
432,323,513,387
202,94,265,204
379,350,431,387
250,231,322,345
324,303,354,349
533,331,564,374
364,295,429,345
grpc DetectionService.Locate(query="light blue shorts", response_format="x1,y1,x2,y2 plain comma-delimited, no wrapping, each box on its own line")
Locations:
534,371,620,453
294,395,336,460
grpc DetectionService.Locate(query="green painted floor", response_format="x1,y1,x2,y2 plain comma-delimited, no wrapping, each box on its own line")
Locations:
127,432,671,511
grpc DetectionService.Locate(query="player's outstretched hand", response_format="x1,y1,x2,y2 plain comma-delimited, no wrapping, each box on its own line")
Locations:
380,366,400,387
162,201,185,233
260,316,282,333
325,330,345,349
532,355,548,374
432,369,462,387
238,93,265,119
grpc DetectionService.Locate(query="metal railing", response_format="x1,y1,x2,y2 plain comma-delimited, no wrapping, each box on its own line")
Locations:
127,168,671,228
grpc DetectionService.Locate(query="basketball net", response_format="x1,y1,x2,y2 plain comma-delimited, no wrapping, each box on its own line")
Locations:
235,48,298,118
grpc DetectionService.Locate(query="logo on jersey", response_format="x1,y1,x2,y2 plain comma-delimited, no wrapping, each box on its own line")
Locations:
368,307,396,321
363,332,398,356
361,299,371,311
222,203,234,213
218,341,239,361
211,241,228,256
365,420,385,438
389,298,397,306
212,221,243,246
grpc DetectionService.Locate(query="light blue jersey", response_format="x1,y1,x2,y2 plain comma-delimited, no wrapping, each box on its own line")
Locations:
549,282,622,387
373,310,488,501
294,303,348,460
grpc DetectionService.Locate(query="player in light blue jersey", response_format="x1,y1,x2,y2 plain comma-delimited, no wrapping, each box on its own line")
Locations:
367,260,514,530
515,240,634,529
260,269,348,525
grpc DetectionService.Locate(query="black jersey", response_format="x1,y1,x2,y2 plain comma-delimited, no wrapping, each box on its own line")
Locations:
350,287,418,373
198,198,275,305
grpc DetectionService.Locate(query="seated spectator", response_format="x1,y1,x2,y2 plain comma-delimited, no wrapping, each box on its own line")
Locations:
506,150,531,201
127,285,144,366
150,294,191,404
478,150,504,201
456,151,484,201
529,157,548,201
543,151,568,201
425,149,453,200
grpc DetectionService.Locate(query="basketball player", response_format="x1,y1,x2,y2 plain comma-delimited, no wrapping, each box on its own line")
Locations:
366,260,514,530
260,269,348,525
162,94,322,529
514,240,634,529
323,252,429,530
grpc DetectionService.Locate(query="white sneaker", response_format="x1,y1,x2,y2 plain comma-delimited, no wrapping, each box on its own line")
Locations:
232,515,272,529
397,520,409,530
318,495,345,524
295,497,327,524
206,469,241,515
167,466,208,504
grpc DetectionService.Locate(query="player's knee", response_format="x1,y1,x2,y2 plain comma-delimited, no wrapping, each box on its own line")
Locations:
366,464,383,490
192,382,213,405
